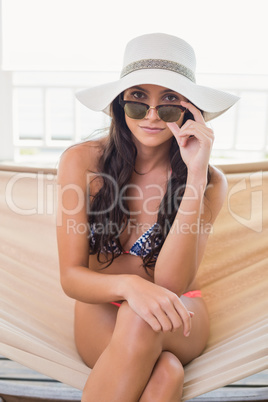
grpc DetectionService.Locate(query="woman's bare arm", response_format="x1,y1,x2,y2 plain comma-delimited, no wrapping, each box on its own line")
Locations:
154,166,227,295
155,102,227,295
57,142,128,303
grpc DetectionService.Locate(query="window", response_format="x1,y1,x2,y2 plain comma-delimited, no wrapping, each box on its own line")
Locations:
1,0,268,166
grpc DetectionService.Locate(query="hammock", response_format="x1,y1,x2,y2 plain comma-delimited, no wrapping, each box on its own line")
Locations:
0,163,267,401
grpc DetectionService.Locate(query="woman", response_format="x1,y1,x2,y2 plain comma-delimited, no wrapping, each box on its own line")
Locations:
57,33,239,401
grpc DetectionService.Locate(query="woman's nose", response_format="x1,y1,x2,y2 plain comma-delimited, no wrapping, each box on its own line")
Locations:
145,106,161,120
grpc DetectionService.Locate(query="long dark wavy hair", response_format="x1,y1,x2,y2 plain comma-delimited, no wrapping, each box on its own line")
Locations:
88,94,210,273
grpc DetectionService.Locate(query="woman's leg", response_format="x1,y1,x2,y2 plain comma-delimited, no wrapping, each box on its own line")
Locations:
140,296,209,402
81,301,163,402
139,351,184,402
75,296,209,402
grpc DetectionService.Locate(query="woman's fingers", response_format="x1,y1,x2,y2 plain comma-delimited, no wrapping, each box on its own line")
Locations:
167,119,213,149
154,307,176,332
144,312,162,332
178,125,214,147
180,101,206,125
145,297,192,336
173,298,192,337
127,277,192,335
161,304,183,332
154,301,182,332
166,121,180,136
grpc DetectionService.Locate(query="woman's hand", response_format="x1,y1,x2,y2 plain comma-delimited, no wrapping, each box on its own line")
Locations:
123,275,193,336
167,102,214,177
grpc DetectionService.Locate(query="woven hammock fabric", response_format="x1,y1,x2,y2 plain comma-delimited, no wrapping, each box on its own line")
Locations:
0,164,267,400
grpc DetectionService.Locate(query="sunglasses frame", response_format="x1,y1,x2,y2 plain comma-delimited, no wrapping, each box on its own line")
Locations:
119,94,187,122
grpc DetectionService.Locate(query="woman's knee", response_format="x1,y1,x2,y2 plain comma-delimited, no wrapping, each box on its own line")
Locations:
110,302,162,359
140,352,184,402
156,351,184,385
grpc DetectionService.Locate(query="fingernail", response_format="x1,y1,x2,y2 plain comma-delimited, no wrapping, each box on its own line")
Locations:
189,311,195,317
185,331,190,337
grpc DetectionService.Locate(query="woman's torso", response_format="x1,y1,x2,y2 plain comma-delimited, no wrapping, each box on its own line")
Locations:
85,139,200,292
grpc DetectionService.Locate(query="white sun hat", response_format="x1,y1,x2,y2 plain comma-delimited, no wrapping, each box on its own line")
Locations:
76,33,239,122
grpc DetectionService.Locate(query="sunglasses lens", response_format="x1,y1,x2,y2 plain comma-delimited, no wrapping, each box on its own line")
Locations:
124,103,147,119
122,101,183,122
158,106,182,122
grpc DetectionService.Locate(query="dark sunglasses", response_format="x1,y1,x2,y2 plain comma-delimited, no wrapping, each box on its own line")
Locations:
119,95,187,123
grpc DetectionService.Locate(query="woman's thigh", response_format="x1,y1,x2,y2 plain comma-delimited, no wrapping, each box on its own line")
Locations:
75,296,210,369
74,301,118,368
162,296,210,365
113,296,210,366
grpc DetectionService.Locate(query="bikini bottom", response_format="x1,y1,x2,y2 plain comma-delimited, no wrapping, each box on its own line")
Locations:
110,290,202,308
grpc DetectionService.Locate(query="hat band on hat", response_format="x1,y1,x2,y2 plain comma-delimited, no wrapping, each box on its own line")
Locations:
120,59,196,83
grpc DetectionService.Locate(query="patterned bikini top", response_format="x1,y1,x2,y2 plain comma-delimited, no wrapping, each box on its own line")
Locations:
89,222,162,258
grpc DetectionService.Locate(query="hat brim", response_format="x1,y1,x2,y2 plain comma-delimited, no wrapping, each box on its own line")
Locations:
76,69,239,122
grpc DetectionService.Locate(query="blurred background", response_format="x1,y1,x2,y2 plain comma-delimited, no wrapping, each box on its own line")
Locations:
0,0,268,168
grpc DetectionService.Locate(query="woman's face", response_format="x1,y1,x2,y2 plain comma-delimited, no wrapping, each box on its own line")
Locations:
122,84,187,148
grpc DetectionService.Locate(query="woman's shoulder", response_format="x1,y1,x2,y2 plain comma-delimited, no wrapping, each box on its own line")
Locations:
57,138,108,188
59,138,107,174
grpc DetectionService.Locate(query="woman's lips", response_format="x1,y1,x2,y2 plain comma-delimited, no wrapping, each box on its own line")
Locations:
139,126,165,134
